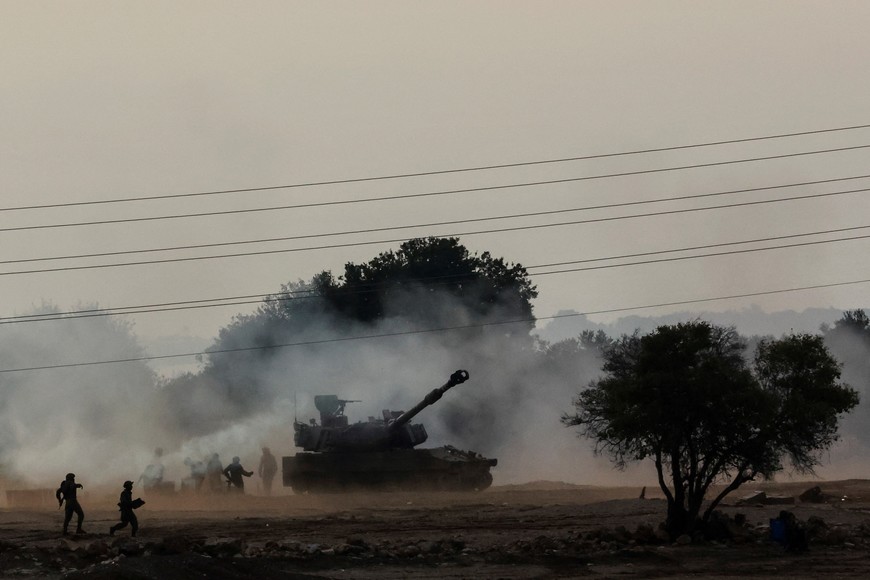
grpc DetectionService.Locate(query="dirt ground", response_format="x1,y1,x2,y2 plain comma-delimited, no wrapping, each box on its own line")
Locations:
1,480,869,579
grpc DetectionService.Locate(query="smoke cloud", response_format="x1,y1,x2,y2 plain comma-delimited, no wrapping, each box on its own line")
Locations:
3,295,864,494
0,305,163,488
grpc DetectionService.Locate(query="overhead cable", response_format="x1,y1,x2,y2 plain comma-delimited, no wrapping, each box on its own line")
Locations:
3,223,870,324
2,144,870,233
1,185,868,276
2,277,869,374
5,174,870,267
3,122,870,212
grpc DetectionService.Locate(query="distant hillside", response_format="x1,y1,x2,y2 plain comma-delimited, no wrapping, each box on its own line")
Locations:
535,305,853,343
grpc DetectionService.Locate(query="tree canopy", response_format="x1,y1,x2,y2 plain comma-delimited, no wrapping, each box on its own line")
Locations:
824,309,870,337
562,320,859,538
313,236,537,329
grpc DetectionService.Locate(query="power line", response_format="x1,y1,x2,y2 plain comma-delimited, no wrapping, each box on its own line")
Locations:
1,184,867,277
4,122,870,213
0,293,282,324
3,144,870,234
4,223,870,325
2,277,868,374
6,174,870,267
531,231,870,275
527,225,870,270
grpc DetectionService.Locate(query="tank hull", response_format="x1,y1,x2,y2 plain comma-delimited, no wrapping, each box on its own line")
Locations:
282,446,496,493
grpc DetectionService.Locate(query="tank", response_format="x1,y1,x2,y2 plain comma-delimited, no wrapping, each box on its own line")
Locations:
283,370,497,493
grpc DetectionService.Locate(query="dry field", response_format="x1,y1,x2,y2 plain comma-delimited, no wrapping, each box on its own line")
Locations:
1,480,869,579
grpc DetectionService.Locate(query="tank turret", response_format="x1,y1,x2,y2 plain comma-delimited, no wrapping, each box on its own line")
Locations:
293,369,469,452
284,370,497,493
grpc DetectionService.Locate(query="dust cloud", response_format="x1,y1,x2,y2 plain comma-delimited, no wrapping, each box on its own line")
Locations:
816,317,870,480
0,305,163,489
1,293,866,494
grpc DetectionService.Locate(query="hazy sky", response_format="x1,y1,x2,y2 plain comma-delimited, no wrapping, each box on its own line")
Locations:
3,0,870,359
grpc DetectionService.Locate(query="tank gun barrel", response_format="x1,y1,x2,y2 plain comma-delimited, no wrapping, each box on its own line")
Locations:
389,370,469,430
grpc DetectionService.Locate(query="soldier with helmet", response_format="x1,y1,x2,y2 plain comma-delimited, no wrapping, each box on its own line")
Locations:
55,473,85,535
223,456,253,492
109,480,145,537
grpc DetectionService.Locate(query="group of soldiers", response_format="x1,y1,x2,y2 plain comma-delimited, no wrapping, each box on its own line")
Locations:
182,447,278,495
53,447,280,537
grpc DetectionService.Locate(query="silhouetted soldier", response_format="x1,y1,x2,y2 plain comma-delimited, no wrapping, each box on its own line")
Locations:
223,456,253,493
258,447,278,496
206,453,223,493
183,457,207,491
138,447,165,493
55,473,85,535
109,480,145,537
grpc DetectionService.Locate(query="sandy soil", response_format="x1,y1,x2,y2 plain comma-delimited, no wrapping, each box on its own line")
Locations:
1,480,869,579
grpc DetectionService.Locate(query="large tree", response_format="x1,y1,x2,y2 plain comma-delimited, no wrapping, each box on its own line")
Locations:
163,237,539,435
562,321,858,538
314,236,537,331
